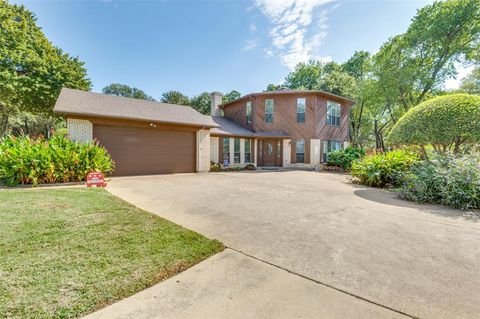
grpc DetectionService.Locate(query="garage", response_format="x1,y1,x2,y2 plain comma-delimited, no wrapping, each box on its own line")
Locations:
94,125,196,176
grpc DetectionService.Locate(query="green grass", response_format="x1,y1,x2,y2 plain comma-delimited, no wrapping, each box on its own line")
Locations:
0,188,224,318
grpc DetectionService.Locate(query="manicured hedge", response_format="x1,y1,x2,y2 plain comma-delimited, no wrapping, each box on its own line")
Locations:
0,135,114,186
387,94,480,153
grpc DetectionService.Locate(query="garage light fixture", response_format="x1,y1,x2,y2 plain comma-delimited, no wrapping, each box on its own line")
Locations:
149,123,157,128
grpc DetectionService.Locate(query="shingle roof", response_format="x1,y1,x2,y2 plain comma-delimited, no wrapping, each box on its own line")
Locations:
54,88,218,128
210,117,254,137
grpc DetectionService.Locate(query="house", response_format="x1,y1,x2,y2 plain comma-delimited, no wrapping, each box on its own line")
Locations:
54,88,355,175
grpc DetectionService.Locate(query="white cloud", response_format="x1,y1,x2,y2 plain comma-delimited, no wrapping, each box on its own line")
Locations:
242,39,259,51
255,0,334,69
444,64,475,90
249,23,257,32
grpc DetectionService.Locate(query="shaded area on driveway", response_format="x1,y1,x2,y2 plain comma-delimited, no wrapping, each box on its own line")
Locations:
106,171,480,319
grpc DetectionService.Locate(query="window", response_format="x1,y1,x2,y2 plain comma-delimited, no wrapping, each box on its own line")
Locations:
327,101,341,126
265,99,274,124
297,98,306,123
234,138,240,163
246,102,252,125
296,139,305,163
244,139,251,163
323,140,341,163
223,138,230,164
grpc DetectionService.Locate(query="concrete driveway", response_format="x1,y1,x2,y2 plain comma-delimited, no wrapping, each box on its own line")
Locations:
91,171,479,319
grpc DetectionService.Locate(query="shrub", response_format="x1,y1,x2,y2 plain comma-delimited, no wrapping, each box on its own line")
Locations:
327,146,365,171
398,153,480,209
387,94,480,154
245,164,255,170
0,135,114,186
351,149,420,187
209,161,221,172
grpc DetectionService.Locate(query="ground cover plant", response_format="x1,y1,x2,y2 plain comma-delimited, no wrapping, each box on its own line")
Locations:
0,134,114,186
0,188,223,318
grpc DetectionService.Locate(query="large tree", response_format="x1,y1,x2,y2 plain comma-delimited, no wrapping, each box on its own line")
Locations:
160,90,191,105
460,67,480,95
102,83,155,101
0,1,91,135
190,92,211,115
222,90,241,104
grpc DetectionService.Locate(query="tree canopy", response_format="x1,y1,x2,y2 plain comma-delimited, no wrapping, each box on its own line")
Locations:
222,90,241,104
102,83,155,101
0,1,91,135
190,92,211,115
386,94,480,153
160,91,191,106
460,67,480,95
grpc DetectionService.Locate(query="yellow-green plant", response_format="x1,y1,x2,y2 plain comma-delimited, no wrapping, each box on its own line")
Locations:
0,134,114,186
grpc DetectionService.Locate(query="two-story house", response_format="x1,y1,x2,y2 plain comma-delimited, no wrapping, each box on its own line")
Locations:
54,88,354,175
209,89,355,168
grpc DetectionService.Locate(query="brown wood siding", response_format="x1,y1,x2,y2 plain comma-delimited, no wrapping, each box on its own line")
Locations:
222,98,254,131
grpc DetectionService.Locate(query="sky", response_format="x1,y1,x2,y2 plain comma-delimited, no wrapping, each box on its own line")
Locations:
13,0,473,98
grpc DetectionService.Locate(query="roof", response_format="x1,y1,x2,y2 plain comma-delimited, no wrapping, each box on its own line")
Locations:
54,88,218,128
253,131,289,138
220,89,356,108
210,117,254,137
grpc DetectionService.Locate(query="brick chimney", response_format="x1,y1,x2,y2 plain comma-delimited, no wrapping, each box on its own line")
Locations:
210,92,223,117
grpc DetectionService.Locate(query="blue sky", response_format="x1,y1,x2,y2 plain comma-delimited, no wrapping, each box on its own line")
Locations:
15,0,469,98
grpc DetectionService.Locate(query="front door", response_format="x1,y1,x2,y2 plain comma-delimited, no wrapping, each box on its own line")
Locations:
262,140,276,166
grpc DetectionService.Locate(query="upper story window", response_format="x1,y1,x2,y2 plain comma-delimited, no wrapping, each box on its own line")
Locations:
244,139,251,163
234,138,241,163
246,101,252,125
296,139,305,163
297,98,306,123
265,99,274,124
327,101,341,126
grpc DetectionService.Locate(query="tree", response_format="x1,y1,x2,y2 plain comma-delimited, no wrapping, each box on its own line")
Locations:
160,91,191,105
460,67,480,95
223,90,241,104
284,60,323,90
191,92,211,115
0,1,91,136
265,83,281,92
387,94,480,154
102,83,155,100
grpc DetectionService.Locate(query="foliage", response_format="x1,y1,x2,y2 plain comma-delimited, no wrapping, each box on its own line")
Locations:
245,163,255,170
210,161,221,172
387,94,480,153
0,134,114,186
223,90,241,104
327,147,365,171
0,1,91,135
0,188,223,318
191,92,211,115
161,90,191,105
398,153,480,209
460,67,480,95
102,83,155,100
351,149,420,187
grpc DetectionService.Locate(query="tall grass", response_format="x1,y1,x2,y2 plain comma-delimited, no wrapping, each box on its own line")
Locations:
0,134,114,186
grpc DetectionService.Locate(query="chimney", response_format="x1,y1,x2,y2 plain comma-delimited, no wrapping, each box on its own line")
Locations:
210,91,223,117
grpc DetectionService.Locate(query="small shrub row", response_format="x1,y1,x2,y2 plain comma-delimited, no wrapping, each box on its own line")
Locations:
398,154,480,209
327,146,365,171
0,134,114,186
351,149,420,187
209,161,255,172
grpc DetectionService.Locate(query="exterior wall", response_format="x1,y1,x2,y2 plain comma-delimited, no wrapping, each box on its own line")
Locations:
310,139,321,165
210,136,219,163
217,136,255,168
197,129,210,173
222,97,254,131
67,118,92,143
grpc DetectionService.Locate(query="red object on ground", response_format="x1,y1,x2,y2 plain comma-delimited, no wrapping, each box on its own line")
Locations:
86,172,106,187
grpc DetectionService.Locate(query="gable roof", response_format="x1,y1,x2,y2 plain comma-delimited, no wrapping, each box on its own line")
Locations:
54,88,218,128
220,89,356,108
210,117,254,137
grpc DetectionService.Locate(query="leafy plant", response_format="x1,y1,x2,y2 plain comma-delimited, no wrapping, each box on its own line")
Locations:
398,153,480,209
351,149,420,187
0,134,114,186
327,146,365,171
387,94,480,153
209,161,221,172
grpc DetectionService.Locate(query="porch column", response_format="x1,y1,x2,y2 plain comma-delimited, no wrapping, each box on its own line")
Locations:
283,139,291,167
254,139,258,166
310,139,321,166
240,138,245,164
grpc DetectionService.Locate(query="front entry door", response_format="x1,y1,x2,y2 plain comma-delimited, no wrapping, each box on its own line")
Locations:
263,140,276,166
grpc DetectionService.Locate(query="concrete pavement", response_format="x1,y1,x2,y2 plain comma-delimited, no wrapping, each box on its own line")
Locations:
97,171,480,318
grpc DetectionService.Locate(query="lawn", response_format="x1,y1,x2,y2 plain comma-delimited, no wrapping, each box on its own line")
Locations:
0,188,224,318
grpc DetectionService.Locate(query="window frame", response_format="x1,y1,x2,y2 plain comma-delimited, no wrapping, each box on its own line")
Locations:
234,138,241,164
265,99,274,124
296,98,306,123
222,138,230,164
246,101,252,125
326,101,341,127
244,139,251,163
296,139,305,163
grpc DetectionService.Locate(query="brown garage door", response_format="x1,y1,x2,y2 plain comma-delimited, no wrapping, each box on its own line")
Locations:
94,125,196,176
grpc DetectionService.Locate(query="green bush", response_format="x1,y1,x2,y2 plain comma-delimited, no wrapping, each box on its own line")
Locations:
210,161,221,172
398,153,480,209
351,149,420,187
0,135,114,186
327,146,365,171
387,94,480,153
